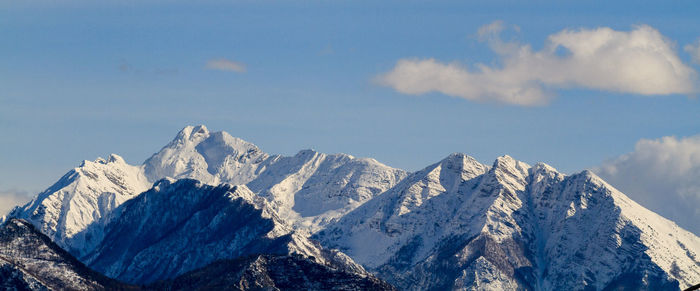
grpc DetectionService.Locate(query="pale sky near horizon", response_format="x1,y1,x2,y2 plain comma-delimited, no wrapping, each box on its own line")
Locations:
2,1,700,233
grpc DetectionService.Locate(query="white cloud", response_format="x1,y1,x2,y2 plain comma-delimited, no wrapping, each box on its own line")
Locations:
377,22,697,106
593,135,700,235
205,58,247,73
685,39,700,64
0,189,32,216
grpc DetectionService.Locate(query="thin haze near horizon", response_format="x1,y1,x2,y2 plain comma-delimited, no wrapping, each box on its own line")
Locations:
1,1,700,234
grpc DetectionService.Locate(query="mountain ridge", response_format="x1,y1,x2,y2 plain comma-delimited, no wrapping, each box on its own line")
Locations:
0,218,392,291
81,178,367,284
8,125,406,255
147,254,395,291
316,153,700,289
3,125,699,290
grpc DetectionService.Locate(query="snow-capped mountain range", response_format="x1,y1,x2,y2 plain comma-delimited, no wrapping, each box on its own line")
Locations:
3,125,700,290
315,154,700,289
8,125,406,257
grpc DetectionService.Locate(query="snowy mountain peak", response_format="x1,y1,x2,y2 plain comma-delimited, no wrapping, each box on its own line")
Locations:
388,153,489,214
492,154,530,172
296,148,319,156
292,148,358,162
530,161,558,174
487,154,531,192
440,153,490,181
143,125,268,184
445,152,472,159
175,124,210,142
9,155,149,257
107,153,125,164
10,125,406,255
11,126,698,289
317,154,700,290
80,154,127,167
247,147,406,232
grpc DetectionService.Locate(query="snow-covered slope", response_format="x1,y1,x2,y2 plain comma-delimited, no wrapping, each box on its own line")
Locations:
0,219,135,290
316,154,700,290
143,125,270,185
8,125,405,256
6,125,700,290
144,125,407,233
84,178,366,284
0,218,385,291
7,155,150,257
247,149,407,233
526,165,700,290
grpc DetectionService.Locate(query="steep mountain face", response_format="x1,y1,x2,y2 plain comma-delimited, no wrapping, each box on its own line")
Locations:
148,254,395,291
0,219,136,291
315,153,491,268
247,149,407,233
316,154,700,290
524,165,699,290
0,218,389,291
7,155,150,257
7,125,405,256
143,125,270,185
84,179,366,284
143,125,407,233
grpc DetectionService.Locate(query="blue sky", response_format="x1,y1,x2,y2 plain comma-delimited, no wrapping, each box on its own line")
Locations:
2,0,700,200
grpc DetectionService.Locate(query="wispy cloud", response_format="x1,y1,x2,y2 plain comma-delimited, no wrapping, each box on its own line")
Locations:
593,135,700,235
206,58,247,73
377,22,697,106
685,39,700,64
0,189,33,216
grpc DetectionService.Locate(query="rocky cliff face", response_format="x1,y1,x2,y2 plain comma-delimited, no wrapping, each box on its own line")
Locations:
148,254,395,291
0,219,136,291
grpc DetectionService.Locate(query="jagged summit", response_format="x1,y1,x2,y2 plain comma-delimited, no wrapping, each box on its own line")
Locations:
9,125,406,256
5,127,699,290
174,124,210,141
8,153,150,257
531,161,558,173
80,153,128,167
316,154,700,290
107,153,125,163
144,125,267,184
296,148,320,155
